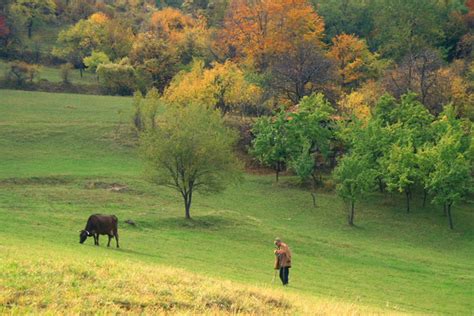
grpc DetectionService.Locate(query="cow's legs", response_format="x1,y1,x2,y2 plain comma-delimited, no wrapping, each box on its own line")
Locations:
115,232,119,248
107,235,112,247
93,234,98,245
96,234,99,246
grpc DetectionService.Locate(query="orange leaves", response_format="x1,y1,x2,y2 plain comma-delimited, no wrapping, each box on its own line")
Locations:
89,12,109,25
328,33,375,88
220,0,325,69
151,7,195,37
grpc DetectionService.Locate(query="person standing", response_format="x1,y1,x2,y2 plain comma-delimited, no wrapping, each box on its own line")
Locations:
274,237,292,286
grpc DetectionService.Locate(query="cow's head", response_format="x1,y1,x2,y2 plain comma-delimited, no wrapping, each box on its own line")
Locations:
79,230,90,244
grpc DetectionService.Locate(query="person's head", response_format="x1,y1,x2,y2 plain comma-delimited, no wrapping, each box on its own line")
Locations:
274,237,282,247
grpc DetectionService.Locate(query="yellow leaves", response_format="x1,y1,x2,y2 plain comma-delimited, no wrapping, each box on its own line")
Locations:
163,60,262,115
89,12,109,25
338,80,383,123
151,7,195,37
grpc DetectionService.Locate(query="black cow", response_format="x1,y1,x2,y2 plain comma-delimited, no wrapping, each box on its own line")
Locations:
79,214,119,248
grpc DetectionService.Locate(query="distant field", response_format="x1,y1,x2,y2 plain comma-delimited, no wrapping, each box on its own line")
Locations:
0,60,97,86
0,90,473,314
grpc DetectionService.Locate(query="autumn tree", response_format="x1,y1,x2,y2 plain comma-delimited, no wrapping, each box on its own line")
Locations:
141,102,241,219
54,13,134,76
163,59,262,115
267,41,335,104
129,32,179,91
327,33,378,89
220,0,325,69
150,7,212,65
383,49,445,114
9,0,56,38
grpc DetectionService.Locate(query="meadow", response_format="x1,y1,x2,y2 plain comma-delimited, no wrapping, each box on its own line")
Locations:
0,89,473,314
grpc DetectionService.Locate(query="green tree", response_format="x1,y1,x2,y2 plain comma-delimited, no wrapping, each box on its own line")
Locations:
373,0,444,60
333,154,376,226
10,0,56,38
83,51,110,73
423,129,472,229
141,103,241,219
287,94,334,206
250,110,297,182
381,142,419,213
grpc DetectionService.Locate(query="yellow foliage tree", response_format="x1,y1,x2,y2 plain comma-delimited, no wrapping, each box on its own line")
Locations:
338,80,383,122
163,60,262,115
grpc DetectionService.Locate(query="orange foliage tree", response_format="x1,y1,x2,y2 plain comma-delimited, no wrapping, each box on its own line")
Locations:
150,7,211,64
327,33,378,89
219,0,325,69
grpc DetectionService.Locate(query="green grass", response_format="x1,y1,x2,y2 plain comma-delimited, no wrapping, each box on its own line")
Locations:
0,60,97,86
0,89,473,314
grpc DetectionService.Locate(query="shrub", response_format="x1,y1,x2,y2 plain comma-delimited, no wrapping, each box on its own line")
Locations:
60,63,74,84
7,61,40,86
97,60,136,95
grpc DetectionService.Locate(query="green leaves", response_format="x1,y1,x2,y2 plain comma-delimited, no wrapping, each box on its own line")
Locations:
251,93,335,183
334,154,376,203
140,102,241,218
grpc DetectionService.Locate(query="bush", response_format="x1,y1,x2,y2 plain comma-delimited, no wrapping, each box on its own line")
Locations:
97,61,136,95
60,63,74,84
6,61,40,86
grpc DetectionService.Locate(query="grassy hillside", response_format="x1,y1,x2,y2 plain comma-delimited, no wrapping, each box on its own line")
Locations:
0,89,473,314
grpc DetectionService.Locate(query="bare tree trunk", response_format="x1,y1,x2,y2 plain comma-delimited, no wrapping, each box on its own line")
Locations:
182,190,193,219
406,190,410,213
27,20,33,39
348,201,355,226
311,192,316,208
447,202,453,230
378,177,384,193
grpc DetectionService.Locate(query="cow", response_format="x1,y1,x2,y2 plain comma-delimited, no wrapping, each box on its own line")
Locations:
79,214,119,248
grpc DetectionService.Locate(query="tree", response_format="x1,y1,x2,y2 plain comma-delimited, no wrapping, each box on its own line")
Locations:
220,0,325,69
54,13,134,76
333,153,376,226
150,7,212,65
267,41,335,104
9,0,56,38
83,51,110,73
251,110,297,182
140,103,241,219
163,59,262,115
381,142,419,213
373,0,444,60
383,49,445,114
287,94,335,206
327,33,378,89
129,32,179,91
422,129,472,229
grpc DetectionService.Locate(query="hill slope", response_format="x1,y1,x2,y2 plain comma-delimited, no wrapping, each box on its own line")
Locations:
0,90,473,314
